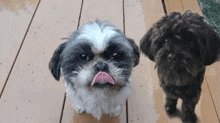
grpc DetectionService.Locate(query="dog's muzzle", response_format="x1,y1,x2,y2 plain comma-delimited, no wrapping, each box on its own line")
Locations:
91,62,115,88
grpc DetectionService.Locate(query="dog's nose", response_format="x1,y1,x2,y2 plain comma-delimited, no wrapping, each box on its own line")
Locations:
94,62,109,72
167,53,176,62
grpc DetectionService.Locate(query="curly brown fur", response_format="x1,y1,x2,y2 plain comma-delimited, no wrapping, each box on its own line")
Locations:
140,10,220,123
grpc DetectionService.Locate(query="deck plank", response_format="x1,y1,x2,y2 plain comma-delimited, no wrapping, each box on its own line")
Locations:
0,0,81,122
164,0,184,13
205,63,220,120
0,0,39,94
124,0,165,122
182,0,203,14
61,0,125,122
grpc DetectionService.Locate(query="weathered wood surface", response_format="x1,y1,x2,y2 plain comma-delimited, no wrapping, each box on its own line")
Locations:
0,0,39,95
0,0,219,122
0,0,81,122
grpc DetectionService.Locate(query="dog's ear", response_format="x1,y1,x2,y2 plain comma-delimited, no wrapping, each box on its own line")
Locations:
140,28,156,61
204,29,220,66
140,12,182,62
49,42,67,81
127,38,140,67
181,11,220,66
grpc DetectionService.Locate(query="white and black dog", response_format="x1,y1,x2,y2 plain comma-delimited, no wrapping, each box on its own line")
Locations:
140,11,220,123
49,20,140,119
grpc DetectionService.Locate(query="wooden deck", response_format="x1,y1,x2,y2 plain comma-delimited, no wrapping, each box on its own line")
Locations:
0,0,219,122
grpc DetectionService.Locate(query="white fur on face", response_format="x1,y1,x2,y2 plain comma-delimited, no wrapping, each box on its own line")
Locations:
77,67,92,85
76,21,119,52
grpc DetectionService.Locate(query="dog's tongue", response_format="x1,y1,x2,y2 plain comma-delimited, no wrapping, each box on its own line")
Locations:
91,71,115,86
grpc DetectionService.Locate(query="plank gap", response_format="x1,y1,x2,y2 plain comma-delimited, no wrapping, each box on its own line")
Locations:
77,0,84,30
180,0,185,11
123,0,126,34
126,100,128,123
60,93,67,123
0,0,41,98
161,0,168,14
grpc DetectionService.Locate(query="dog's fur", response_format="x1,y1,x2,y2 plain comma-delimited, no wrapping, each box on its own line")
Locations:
140,10,220,123
49,20,140,119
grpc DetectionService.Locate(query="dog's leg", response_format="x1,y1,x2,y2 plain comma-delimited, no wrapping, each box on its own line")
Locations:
181,92,200,123
165,94,178,115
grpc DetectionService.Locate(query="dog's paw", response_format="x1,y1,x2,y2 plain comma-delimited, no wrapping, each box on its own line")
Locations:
75,107,86,113
109,105,122,117
181,112,197,123
73,104,85,113
165,104,176,115
109,112,120,117
93,113,102,120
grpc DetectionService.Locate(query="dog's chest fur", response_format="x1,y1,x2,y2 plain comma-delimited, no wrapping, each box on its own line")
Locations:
160,69,205,99
65,80,131,119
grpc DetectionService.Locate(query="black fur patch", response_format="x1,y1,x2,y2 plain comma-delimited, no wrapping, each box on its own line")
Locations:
49,42,67,81
102,41,133,78
61,43,94,76
127,38,140,67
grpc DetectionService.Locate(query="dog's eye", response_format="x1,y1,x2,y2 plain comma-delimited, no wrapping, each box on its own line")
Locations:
111,52,121,60
79,54,90,61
